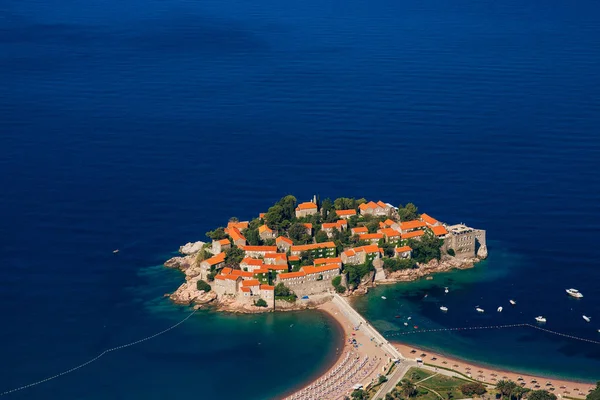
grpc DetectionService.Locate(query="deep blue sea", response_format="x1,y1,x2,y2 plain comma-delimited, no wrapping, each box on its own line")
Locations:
1,0,600,397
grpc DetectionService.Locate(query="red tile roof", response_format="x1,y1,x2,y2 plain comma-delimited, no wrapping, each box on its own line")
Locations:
302,223,313,229
260,284,275,291
359,233,384,240
203,252,226,266
395,245,412,253
376,201,388,208
279,271,306,279
343,244,380,257
267,265,288,271
400,220,426,230
214,275,227,281
402,230,425,239
420,213,438,226
241,258,263,266
258,225,273,234
221,267,233,275
336,209,357,216
230,270,253,278
259,213,266,219
314,257,342,265
430,225,448,236
291,242,336,252
240,287,251,293
253,268,269,275
218,238,230,245
241,279,260,287
228,227,246,242
276,236,293,245
264,253,287,260
380,228,401,237
351,226,368,234
242,245,278,252
301,264,340,274
288,255,300,261
296,202,318,210
227,221,249,230
384,219,396,227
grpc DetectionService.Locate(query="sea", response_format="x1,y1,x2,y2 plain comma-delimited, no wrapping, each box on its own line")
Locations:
1,0,600,398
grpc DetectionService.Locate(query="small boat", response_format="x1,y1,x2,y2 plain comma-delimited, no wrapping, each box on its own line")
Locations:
476,307,484,313
440,306,448,312
407,317,412,320
404,322,408,326
444,287,449,294
381,296,387,300
509,300,516,306
535,316,547,323
424,294,428,298
395,315,401,318
113,249,119,254
497,307,503,312
583,315,591,323
566,289,583,298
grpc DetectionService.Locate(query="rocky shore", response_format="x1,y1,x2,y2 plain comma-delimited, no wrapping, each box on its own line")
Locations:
164,242,484,313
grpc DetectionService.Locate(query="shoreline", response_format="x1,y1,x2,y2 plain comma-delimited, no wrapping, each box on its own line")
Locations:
392,341,595,397
277,308,347,399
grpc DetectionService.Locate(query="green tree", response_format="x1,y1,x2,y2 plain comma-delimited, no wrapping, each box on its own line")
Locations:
447,248,456,256
325,210,339,223
527,390,557,400
408,234,443,263
334,197,355,210
397,203,418,221
378,375,388,385
196,280,211,292
459,382,487,396
225,246,245,267
321,197,333,215
255,298,268,307
586,382,600,400
274,283,291,297
383,258,416,272
289,223,311,244
265,204,285,230
399,379,417,398
332,276,346,293
206,227,226,240
300,251,314,266
351,389,366,400
315,230,329,243
514,386,530,400
244,228,262,246
496,380,518,400
276,195,297,221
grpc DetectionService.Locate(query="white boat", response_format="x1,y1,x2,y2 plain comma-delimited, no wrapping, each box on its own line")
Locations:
113,249,119,254
583,315,591,323
566,289,583,298
497,307,503,312
444,287,449,294
440,306,448,312
381,296,387,300
407,317,412,320
535,316,547,323
476,307,484,313
404,322,408,326
509,300,516,306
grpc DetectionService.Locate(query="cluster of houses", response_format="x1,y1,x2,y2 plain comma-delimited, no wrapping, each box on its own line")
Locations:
200,199,485,308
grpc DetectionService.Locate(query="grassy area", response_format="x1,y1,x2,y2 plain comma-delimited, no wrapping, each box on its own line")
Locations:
423,363,483,384
387,367,469,400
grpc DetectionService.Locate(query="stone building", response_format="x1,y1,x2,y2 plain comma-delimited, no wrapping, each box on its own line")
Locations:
358,200,392,216
199,252,226,280
401,230,424,243
358,233,384,244
242,245,278,258
264,253,287,265
258,225,276,240
213,273,240,297
341,244,380,265
314,257,342,268
321,220,347,237
442,224,476,259
420,213,440,227
351,226,368,236
394,245,412,259
240,257,264,272
276,236,293,252
302,223,313,236
227,226,247,247
379,228,401,244
295,202,318,218
290,242,336,258
335,209,357,219
212,238,231,254
399,220,427,234
276,264,340,297
429,225,448,237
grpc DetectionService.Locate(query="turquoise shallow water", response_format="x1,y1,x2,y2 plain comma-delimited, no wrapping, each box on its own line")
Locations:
352,242,600,382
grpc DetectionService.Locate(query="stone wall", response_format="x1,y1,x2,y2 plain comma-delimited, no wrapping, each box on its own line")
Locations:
284,278,338,297
442,231,476,259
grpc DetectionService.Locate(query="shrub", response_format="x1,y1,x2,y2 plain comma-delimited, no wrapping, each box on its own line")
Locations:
460,382,486,396
447,248,456,256
255,298,268,307
196,280,211,292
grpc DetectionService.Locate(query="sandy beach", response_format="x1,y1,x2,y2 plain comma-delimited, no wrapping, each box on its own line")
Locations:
282,301,393,400
394,342,595,398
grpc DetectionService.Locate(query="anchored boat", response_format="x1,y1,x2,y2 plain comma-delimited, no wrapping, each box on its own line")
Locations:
535,316,547,323
440,306,448,312
566,288,583,298
583,315,591,323
497,307,503,312
476,307,485,313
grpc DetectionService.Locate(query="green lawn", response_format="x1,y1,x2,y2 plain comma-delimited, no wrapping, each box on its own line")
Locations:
388,367,468,400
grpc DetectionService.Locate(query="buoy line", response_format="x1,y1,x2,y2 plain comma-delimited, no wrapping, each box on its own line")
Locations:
385,323,600,345
0,309,198,397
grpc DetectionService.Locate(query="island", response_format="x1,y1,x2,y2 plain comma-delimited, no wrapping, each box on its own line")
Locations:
164,195,487,312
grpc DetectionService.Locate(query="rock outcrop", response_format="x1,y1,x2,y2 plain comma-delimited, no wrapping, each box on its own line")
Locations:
179,241,205,255
170,276,217,305
477,245,488,259
382,257,480,282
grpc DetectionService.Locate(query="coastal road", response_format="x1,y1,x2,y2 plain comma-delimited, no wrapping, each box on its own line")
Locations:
372,361,415,399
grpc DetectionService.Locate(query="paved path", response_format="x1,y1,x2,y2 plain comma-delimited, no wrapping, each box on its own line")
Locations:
372,361,415,399
332,294,403,360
